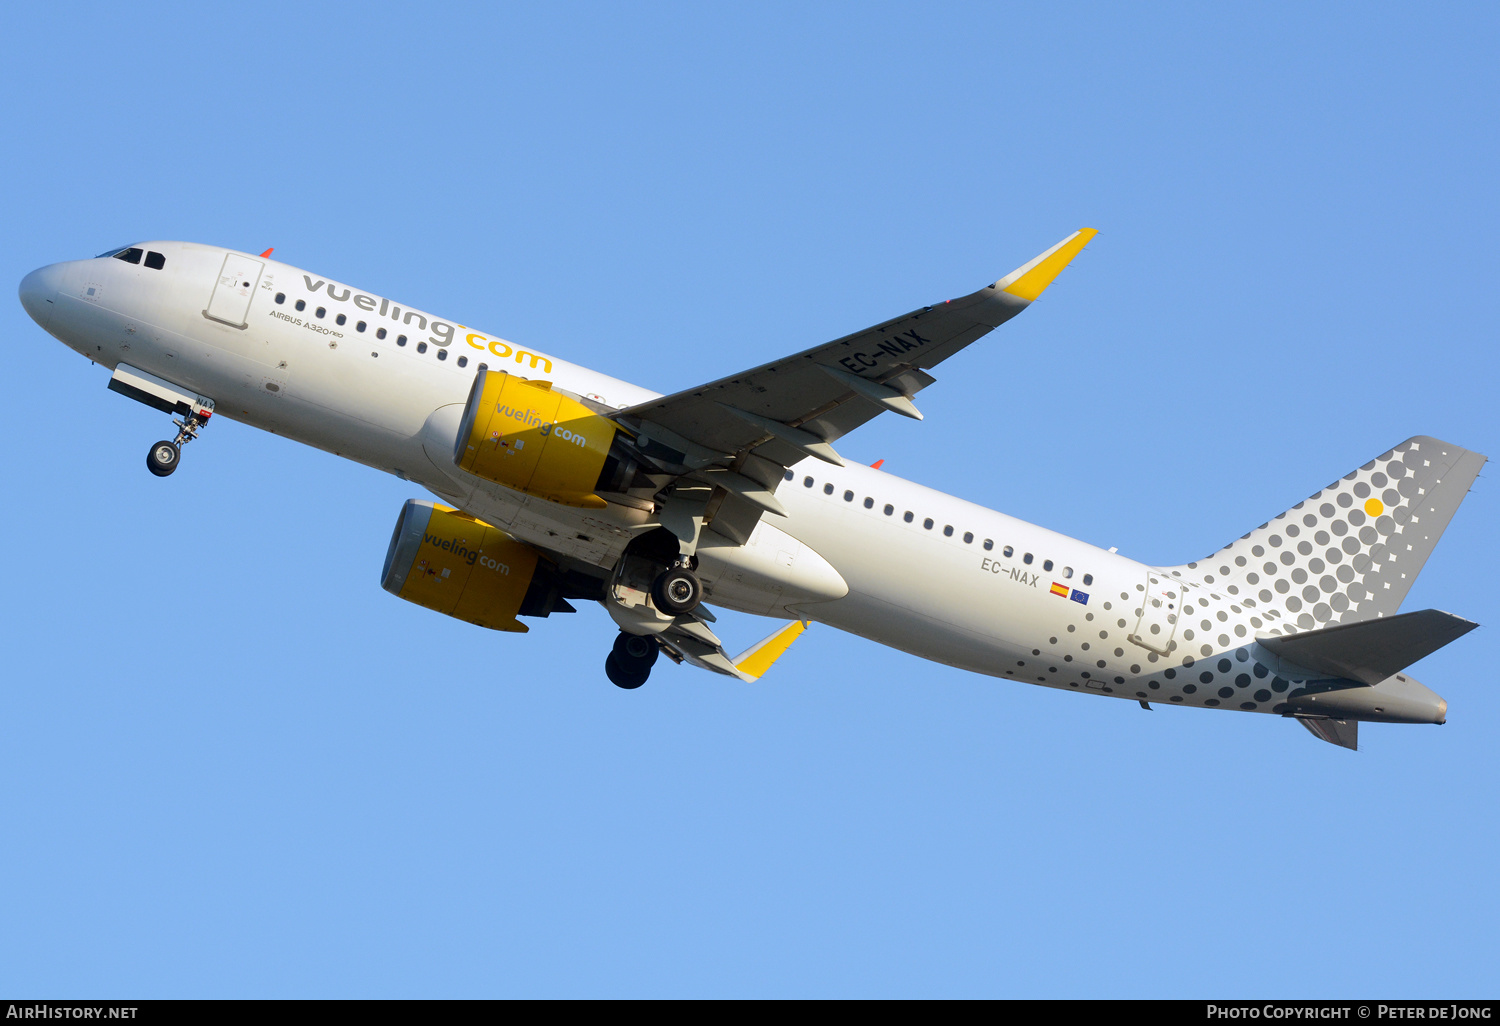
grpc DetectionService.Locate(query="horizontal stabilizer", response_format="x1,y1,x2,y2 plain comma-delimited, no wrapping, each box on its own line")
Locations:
1259,608,1477,686
1297,716,1358,750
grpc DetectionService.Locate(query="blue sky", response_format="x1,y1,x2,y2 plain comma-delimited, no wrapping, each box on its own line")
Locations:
2,1,1496,997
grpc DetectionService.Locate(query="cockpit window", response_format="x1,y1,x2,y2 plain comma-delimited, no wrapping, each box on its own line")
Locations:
95,245,164,268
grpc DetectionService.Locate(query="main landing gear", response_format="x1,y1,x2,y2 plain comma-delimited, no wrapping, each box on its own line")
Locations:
602,533,704,689
651,564,702,616
145,409,209,478
604,564,701,689
606,631,660,689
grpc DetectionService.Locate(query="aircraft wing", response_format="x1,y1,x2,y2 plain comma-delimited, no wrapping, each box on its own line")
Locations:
610,229,1096,543
656,617,809,682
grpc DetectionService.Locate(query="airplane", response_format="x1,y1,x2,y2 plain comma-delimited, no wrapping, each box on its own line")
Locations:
18,231,1484,750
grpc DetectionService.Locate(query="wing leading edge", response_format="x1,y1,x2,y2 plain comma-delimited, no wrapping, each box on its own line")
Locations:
611,229,1097,544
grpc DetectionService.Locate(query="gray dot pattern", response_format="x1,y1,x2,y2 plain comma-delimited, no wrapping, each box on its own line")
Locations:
1016,437,1483,716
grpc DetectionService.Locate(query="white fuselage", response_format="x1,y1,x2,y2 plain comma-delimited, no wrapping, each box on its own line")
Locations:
17,242,1352,715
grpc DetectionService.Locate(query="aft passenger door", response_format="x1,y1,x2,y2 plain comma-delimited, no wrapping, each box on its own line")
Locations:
1129,571,1184,656
204,252,264,329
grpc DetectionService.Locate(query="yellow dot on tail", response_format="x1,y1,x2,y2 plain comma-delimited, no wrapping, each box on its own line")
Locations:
1365,498,1384,516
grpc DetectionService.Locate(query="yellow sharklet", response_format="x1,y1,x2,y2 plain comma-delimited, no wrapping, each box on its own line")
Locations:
998,228,1098,302
734,620,808,681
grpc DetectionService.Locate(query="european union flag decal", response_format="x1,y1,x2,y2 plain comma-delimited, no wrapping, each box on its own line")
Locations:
1070,590,1089,605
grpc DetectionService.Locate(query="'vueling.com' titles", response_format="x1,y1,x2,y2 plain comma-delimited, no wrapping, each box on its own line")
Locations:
298,275,553,373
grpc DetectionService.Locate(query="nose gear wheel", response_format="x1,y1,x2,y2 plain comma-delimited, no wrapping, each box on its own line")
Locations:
144,410,210,478
146,441,180,477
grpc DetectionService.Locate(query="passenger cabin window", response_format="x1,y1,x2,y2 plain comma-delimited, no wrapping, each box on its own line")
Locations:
943,525,953,537
963,531,973,543
784,470,794,481
416,341,428,353
903,511,914,523
295,300,306,312
843,490,854,502
356,321,366,332
397,335,407,346
1083,574,1094,586
1063,567,1073,579
335,313,347,326
804,476,814,488
315,307,326,319
437,348,447,361
1003,546,1014,557
823,483,834,495
863,497,874,509
983,539,993,550
376,327,387,340
923,518,934,530
883,504,894,515
144,251,165,270
274,293,286,304
1023,553,1033,564
113,248,143,265
1043,560,1054,571
457,355,468,367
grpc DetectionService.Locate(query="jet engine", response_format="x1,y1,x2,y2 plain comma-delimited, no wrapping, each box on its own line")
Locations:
381,499,577,632
454,368,622,508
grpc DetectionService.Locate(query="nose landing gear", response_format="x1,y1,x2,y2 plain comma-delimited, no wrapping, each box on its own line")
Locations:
146,440,180,477
106,365,216,479
606,631,660,689
144,408,210,478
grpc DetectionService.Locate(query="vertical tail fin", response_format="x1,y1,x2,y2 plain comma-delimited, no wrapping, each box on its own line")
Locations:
1175,437,1485,632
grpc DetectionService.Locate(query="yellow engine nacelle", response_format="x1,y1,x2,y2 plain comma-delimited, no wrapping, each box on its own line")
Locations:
381,499,543,633
454,368,618,508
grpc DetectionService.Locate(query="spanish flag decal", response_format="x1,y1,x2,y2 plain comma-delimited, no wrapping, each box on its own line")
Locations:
1050,582,1070,598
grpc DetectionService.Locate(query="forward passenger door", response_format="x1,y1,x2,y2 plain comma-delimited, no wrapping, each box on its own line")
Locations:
204,252,264,329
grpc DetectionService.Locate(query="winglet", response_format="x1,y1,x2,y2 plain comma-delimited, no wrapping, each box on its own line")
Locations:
994,228,1097,302
733,620,808,682
259,248,274,258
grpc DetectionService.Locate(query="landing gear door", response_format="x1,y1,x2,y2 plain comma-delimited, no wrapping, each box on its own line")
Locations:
1129,572,1182,656
204,252,264,329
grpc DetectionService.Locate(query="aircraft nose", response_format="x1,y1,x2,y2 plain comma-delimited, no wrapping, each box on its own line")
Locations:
19,264,61,329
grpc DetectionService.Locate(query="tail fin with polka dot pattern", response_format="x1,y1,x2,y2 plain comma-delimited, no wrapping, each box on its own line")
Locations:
1178,437,1485,631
